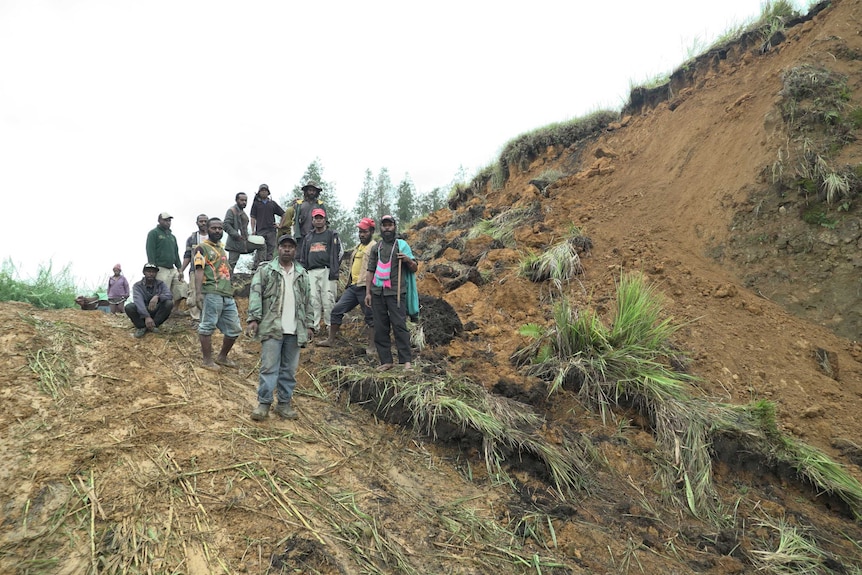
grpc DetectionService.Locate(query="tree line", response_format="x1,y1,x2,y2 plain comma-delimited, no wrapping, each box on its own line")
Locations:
279,158,451,250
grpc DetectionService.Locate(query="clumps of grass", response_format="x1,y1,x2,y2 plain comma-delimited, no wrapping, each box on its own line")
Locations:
513,274,715,513
0,259,78,309
499,110,619,174
713,400,862,520
322,366,595,497
535,168,565,185
750,516,830,574
22,315,89,399
470,160,508,193
466,202,541,248
791,149,858,210
779,65,851,135
755,0,799,52
407,319,425,351
514,273,862,519
518,237,585,287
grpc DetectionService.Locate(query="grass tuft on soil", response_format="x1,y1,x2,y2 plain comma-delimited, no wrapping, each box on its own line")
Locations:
322,365,596,498
514,272,862,521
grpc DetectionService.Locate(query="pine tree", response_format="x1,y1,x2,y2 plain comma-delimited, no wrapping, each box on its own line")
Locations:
395,173,416,225
353,168,375,223
373,167,393,222
417,186,445,217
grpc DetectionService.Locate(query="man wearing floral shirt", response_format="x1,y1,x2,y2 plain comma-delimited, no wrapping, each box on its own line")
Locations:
194,218,242,372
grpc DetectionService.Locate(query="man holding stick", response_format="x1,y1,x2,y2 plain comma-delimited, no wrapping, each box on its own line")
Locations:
364,215,418,371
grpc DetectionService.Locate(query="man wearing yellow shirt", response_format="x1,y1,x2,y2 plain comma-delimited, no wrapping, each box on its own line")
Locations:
317,217,376,354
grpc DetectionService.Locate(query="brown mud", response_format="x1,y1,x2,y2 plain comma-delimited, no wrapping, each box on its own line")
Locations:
3,1,862,573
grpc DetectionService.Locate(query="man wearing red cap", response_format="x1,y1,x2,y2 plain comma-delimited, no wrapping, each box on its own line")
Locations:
318,217,376,351
298,207,343,335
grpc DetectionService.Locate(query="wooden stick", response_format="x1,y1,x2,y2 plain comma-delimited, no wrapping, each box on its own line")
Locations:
397,246,402,308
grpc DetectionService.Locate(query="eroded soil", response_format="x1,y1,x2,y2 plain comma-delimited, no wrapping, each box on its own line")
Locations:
3,1,862,573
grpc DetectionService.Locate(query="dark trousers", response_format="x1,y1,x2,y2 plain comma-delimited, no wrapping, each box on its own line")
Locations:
330,284,373,327
370,292,411,365
253,229,277,269
125,300,173,329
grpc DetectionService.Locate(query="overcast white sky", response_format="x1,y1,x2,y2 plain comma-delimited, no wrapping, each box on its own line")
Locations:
1,0,807,290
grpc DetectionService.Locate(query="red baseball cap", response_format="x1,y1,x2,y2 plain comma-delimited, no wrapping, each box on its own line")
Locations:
311,208,326,218
357,217,375,230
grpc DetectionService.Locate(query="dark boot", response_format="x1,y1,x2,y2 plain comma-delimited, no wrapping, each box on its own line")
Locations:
273,401,298,419
316,324,341,347
251,403,270,421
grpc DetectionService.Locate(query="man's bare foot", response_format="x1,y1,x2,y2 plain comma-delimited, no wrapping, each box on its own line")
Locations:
201,361,221,372
403,362,413,371
376,363,393,371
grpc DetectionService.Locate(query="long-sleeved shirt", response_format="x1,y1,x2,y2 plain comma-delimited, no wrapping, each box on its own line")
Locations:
145,226,181,269
131,278,172,318
107,275,129,299
247,259,313,345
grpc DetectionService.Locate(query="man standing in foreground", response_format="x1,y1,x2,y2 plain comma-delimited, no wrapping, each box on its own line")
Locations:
299,208,342,335
145,212,187,306
125,263,174,338
194,218,242,371
247,234,313,421
181,214,208,322
318,217,376,353
365,215,419,371
224,193,250,274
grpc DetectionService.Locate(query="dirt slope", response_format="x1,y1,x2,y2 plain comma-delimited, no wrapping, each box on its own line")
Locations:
3,1,862,574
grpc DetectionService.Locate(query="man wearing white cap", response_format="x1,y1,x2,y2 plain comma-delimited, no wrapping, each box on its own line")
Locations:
145,212,188,307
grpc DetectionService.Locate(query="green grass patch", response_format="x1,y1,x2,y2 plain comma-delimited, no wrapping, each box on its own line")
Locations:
322,366,596,498
498,110,619,174
0,259,78,309
466,203,541,248
513,272,862,520
518,234,588,287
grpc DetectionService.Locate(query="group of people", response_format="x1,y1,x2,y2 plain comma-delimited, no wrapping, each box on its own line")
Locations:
112,181,418,421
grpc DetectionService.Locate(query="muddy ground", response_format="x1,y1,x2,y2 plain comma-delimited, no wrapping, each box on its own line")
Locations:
3,1,862,573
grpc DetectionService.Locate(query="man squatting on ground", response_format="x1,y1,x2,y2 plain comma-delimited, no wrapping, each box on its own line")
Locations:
194,218,242,371
181,214,208,322
145,211,188,307
298,208,342,335
125,263,174,338
318,217,376,353
224,192,250,274
365,215,418,371
247,234,313,421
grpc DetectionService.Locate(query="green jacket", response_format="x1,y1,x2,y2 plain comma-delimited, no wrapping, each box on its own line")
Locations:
247,259,313,344
146,226,181,269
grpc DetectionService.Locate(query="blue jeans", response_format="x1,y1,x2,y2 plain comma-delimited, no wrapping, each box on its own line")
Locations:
258,335,300,405
198,293,242,337
330,284,373,327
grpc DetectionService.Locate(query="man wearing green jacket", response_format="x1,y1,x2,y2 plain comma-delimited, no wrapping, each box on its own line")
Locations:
247,234,314,421
146,212,187,306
